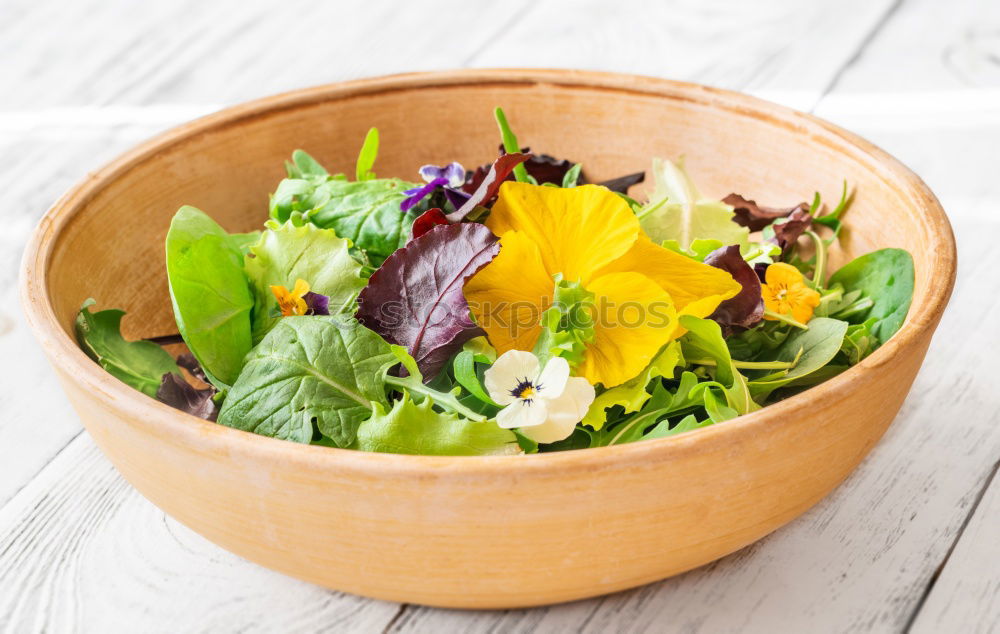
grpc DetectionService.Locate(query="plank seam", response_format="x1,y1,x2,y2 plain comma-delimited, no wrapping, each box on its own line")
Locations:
809,0,906,113
902,458,1000,633
0,429,85,518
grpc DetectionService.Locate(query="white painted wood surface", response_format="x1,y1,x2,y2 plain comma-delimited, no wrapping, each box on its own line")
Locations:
1,0,998,632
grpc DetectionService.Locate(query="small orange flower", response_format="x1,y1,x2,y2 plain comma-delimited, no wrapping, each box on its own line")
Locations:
761,263,820,324
271,278,310,316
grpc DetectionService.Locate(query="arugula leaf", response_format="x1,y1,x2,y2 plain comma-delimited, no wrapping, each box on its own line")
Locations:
217,317,395,446
827,248,914,345
355,127,379,181
748,317,849,401
356,223,500,380
166,206,254,387
637,158,749,252
586,371,706,446
355,392,518,456
679,315,759,415
244,220,365,343
581,342,682,430
75,299,180,398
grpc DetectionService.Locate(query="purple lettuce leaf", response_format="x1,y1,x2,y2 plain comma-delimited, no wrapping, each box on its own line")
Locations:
770,208,813,251
356,222,501,380
446,153,529,222
156,372,217,420
724,193,809,232
704,245,764,335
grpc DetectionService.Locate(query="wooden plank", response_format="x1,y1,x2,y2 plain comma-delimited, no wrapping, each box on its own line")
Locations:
909,463,1000,634
470,0,898,111
0,434,401,632
0,0,532,110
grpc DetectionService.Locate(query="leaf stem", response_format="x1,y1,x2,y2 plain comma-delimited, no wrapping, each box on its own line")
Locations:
687,358,798,370
806,229,827,289
494,107,531,184
763,310,809,330
384,375,486,422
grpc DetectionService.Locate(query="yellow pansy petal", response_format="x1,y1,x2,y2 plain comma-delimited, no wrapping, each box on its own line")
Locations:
486,182,640,283
464,230,554,354
596,234,741,320
577,272,678,387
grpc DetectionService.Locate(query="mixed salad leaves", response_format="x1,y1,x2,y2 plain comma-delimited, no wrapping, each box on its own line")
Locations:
75,108,914,456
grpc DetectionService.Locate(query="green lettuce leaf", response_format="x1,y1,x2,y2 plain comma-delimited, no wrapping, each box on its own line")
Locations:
217,316,395,447
166,206,255,387
355,393,519,456
244,220,366,343
581,342,682,430
637,157,749,252
75,299,180,397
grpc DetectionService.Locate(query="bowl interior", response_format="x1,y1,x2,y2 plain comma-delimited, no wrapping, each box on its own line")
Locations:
43,71,944,356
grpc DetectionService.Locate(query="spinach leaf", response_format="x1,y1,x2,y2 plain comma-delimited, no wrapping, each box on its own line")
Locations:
217,317,395,446
244,220,366,343
748,317,849,401
355,393,518,456
828,248,914,345
166,206,254,387
75,299,180,397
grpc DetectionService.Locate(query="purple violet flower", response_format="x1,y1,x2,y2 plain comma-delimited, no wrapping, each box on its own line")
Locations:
402,177,449,212
303,291,330,316
419,162,466,188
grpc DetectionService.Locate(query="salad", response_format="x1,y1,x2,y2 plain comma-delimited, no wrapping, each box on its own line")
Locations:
75,108,914,456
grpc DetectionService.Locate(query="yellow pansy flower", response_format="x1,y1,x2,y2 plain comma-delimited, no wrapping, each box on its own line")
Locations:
464,182,741,387
761,263,821,324
271,278,310,316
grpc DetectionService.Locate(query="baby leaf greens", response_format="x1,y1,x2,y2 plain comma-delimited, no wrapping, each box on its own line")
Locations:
77,109,918,457
270,146,421,264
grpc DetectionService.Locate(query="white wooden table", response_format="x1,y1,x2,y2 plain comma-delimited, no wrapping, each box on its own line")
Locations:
2,1,998,631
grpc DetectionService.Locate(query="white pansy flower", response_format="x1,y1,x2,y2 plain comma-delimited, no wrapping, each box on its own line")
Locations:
483,350,595,444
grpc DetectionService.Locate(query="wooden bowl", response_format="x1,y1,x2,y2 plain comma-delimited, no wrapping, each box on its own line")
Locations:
20,70,956,609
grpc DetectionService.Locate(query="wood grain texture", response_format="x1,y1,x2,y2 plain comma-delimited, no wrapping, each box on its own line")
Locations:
0,434,400,633
0,0,532,110
470,0,899,110
910,463,1000,634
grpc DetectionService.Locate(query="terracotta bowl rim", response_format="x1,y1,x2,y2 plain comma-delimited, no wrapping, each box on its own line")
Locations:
19,68,957,477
